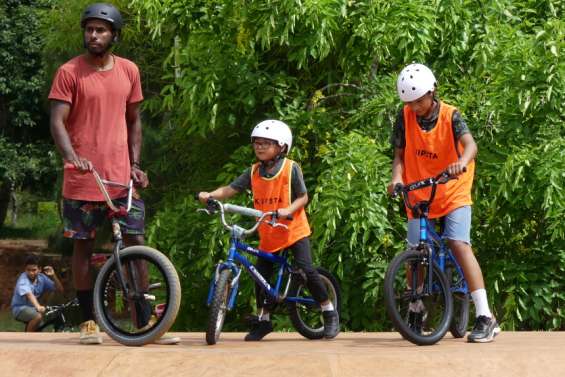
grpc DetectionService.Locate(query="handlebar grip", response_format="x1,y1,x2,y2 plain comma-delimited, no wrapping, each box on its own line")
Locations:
275,212,293,220
223,203,264,218
391,183,403,198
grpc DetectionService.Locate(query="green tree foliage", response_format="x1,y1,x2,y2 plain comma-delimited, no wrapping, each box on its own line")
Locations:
0,0,57,226
43,0,564,330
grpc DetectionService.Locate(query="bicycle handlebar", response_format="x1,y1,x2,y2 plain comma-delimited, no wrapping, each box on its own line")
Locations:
392,169,463,211
45,298,80,315
197,197,291,236
64,163,133,213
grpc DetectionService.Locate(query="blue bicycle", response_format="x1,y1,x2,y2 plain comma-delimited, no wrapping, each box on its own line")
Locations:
199,199,341,345
384,170,470,345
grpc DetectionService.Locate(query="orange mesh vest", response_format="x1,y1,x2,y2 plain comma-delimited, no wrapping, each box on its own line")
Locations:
403,102,475,219
251,158,311,253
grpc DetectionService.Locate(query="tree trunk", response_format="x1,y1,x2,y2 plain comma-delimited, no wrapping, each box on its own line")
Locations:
0,179,11,228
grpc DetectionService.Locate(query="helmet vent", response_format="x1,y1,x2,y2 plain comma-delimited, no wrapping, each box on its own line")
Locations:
412,87,416,91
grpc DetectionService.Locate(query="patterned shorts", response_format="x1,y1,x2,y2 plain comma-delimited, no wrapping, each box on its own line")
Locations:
62,197,145,240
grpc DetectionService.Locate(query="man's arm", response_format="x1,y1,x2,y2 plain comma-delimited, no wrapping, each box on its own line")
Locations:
126,102,148,188
447,133,477,176
50,100,92,171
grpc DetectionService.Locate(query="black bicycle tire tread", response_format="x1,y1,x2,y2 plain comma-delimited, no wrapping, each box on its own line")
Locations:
287,267,341,340
384,249,453,346
206,269,231,345
93,246,181,346
447,266,470,338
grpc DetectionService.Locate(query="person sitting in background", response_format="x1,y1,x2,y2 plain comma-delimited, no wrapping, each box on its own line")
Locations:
11,255,64,332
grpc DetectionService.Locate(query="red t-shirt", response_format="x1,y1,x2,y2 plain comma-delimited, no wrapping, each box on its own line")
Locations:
48,55,143,201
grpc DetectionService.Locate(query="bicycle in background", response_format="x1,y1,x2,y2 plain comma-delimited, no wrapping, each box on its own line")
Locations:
32,298,81,332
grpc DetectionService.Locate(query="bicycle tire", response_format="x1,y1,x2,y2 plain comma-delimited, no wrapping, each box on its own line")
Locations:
94,246,181,346
287,267,341,340
206,269,232,345
384,249,453,345
446,265,470,338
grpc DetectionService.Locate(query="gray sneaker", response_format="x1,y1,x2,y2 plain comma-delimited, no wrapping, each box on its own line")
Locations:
467,316,499,343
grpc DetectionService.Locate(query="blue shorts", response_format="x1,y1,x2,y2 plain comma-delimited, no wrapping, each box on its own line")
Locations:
407,205,472,246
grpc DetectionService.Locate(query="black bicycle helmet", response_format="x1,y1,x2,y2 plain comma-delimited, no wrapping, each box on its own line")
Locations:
80,3,123,31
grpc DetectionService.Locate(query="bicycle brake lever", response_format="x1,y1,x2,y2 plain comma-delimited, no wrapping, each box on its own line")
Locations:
272,223,289,230
197,208,212,215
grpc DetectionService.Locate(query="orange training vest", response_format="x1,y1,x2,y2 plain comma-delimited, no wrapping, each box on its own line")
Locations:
251,158,311,252
403,102,475,219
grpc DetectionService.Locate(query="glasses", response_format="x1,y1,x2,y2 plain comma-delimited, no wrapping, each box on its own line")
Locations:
252,140,277,149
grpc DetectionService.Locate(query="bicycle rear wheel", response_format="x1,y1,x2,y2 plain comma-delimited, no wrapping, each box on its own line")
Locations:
384,249,453,345
206,269,232,345
94,246,181,346
446,263,470,338
287,267,341,340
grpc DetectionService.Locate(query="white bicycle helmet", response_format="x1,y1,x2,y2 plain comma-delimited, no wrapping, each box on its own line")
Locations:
396,63,437,102
251,120,293,153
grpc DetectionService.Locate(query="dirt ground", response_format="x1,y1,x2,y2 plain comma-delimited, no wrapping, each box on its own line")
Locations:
1,331,564,377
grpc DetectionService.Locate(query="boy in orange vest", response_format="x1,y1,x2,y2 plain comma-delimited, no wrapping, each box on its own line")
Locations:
198,120,339,341
388,63,499,343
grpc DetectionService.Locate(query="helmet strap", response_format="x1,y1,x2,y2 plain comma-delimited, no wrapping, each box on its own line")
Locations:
259,153,285,169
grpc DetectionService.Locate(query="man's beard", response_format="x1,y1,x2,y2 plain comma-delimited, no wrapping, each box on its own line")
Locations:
84,39,113,57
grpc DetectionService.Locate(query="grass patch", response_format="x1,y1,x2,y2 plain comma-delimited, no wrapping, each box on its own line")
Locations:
0,311,23,332
0,210,61,240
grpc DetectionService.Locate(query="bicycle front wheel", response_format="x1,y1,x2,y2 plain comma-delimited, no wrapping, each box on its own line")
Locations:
94,246,181,346
287,267,341,340
384,249,453,345
206,269,232,345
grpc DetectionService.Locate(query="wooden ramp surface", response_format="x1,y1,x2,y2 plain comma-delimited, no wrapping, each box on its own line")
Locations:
1,332,563,377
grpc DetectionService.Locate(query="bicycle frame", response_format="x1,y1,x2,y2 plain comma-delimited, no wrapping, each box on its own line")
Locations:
208,237,318,311
395,170,469,297
67,165,145,303
202,200,317,311
418,218,469,296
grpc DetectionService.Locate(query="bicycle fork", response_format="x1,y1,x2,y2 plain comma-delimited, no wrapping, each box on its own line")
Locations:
206,262,241,310
109,218,149,303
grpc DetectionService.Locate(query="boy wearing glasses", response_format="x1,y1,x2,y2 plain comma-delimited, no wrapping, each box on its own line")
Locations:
198,120,339,341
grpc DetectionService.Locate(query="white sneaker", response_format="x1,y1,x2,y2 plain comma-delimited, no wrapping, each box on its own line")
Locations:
79,320,103,345
153,334,180,345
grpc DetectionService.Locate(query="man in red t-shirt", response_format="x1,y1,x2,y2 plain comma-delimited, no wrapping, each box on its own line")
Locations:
49,3,177,345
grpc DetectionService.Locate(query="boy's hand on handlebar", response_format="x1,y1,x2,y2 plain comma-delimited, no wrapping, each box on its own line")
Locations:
387,180,403,196
446,161,467,176
36,305,46,314
198,192,212,204
276,208,292,219
131,167,149,188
